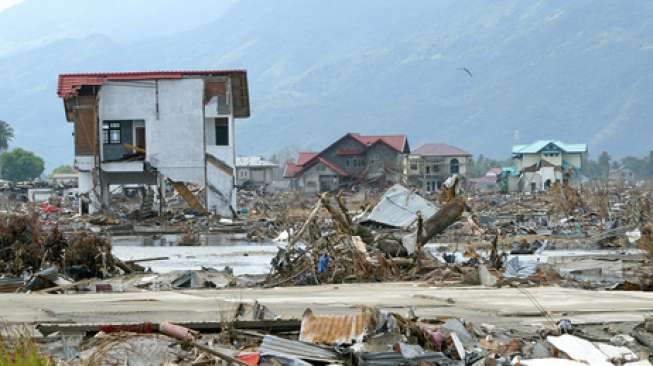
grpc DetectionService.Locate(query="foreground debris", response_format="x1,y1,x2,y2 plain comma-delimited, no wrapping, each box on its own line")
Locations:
28,305,653,365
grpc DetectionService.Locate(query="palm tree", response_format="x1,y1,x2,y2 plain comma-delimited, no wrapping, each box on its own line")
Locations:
0,120,14,152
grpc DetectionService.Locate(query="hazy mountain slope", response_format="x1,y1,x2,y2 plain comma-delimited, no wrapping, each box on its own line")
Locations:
0,0,651,169
0,0,236,56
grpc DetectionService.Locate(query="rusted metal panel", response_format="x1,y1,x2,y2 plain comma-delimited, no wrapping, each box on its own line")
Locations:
73,95,98,156
299,308,376,345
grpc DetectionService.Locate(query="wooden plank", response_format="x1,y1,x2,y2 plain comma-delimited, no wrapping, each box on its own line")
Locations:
205,153,234,176
122,143,146,155
203,80,227,104
170,181,208,214
36,320,301,337
73,96,97,155
231,73,250,118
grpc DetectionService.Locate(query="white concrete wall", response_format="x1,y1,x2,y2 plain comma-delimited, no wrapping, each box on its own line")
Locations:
563,153,583,168
97,78,237,216
516,154,541,170
98,79,205,184
541,153,562,166
205,94,237,216
74,156,100,214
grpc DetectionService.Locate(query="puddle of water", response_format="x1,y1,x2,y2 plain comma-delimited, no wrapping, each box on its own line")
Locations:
111,235,282,275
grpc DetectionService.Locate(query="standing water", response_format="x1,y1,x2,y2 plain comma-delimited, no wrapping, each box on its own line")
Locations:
111,234,279,275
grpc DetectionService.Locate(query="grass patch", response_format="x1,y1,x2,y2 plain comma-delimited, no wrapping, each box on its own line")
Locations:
0,326,51,366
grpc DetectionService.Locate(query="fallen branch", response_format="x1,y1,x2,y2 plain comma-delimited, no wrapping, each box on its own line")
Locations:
416,198,465,249
287,194,325,249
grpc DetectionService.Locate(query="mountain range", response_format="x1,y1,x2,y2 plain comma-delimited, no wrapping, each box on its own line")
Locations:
0,0,651,170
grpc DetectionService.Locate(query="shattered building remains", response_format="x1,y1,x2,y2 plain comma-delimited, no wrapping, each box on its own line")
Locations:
57,70,250,216
284,133,410,193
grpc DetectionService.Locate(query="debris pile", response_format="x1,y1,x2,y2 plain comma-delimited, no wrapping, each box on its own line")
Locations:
37,306,653,365
0,213,137,291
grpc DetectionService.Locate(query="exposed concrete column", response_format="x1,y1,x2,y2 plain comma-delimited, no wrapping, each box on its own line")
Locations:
101,178,111,209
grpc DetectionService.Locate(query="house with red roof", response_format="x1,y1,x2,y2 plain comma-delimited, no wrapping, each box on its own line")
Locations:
403,143,472,192
284,133,410,193
57,70,250,216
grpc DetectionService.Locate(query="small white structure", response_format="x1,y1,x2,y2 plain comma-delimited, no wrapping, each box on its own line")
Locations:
235,156,278,187
28,188,54,203
50,172,79,187
58,70,250,215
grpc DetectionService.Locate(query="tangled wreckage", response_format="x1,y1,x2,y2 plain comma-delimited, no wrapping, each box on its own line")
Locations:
2,172,653,365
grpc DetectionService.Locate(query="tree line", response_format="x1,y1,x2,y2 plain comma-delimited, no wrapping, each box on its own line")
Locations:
582,151,653,181
0,120,45,181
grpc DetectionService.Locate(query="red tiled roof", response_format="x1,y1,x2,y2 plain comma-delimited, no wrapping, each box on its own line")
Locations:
337,147,366,156
487,168,503,176
284,163,300,178
412,143,471,157
57,70,247,98
350,133,407,153
296,152,318,166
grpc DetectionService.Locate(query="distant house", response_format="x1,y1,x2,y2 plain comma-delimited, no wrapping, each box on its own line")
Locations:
403,143,471,192
512,140,588,192
469,168,501,192
57,70,250,215
235,156,277,187
284,133,410,193
50,172,79,187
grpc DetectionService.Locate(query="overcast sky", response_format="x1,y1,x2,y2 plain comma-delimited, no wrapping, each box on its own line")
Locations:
0,0,22,12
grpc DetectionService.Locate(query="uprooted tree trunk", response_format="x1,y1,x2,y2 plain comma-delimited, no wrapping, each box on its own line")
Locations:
321,192,375,244
416,197,465,250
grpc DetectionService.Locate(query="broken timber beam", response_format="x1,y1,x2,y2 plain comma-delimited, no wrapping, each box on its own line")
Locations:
206,153,234,176
170,181,209,214
36,319,301,337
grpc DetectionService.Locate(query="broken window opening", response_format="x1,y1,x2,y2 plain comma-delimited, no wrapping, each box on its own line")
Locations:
450,158,460,174
217,95,231,115
215,118,229,146
102,122,121,144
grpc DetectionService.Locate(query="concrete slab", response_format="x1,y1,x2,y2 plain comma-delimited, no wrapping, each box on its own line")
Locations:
1,283,652,328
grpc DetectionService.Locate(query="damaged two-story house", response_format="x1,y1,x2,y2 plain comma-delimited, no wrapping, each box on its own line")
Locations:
57,70,250,216
512,139,588,192
403,143,472,192
284,133,410,193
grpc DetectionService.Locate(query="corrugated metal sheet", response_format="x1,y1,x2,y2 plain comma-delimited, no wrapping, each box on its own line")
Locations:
299,309,375,345
258,335,340,363
360,184,438,229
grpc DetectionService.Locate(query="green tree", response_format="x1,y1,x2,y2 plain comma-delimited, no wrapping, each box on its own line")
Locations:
621,155,647,179
0,120,14,152
50,164,75,177
0,148,45,181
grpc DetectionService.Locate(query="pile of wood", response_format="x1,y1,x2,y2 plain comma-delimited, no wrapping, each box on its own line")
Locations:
267,188,466,286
